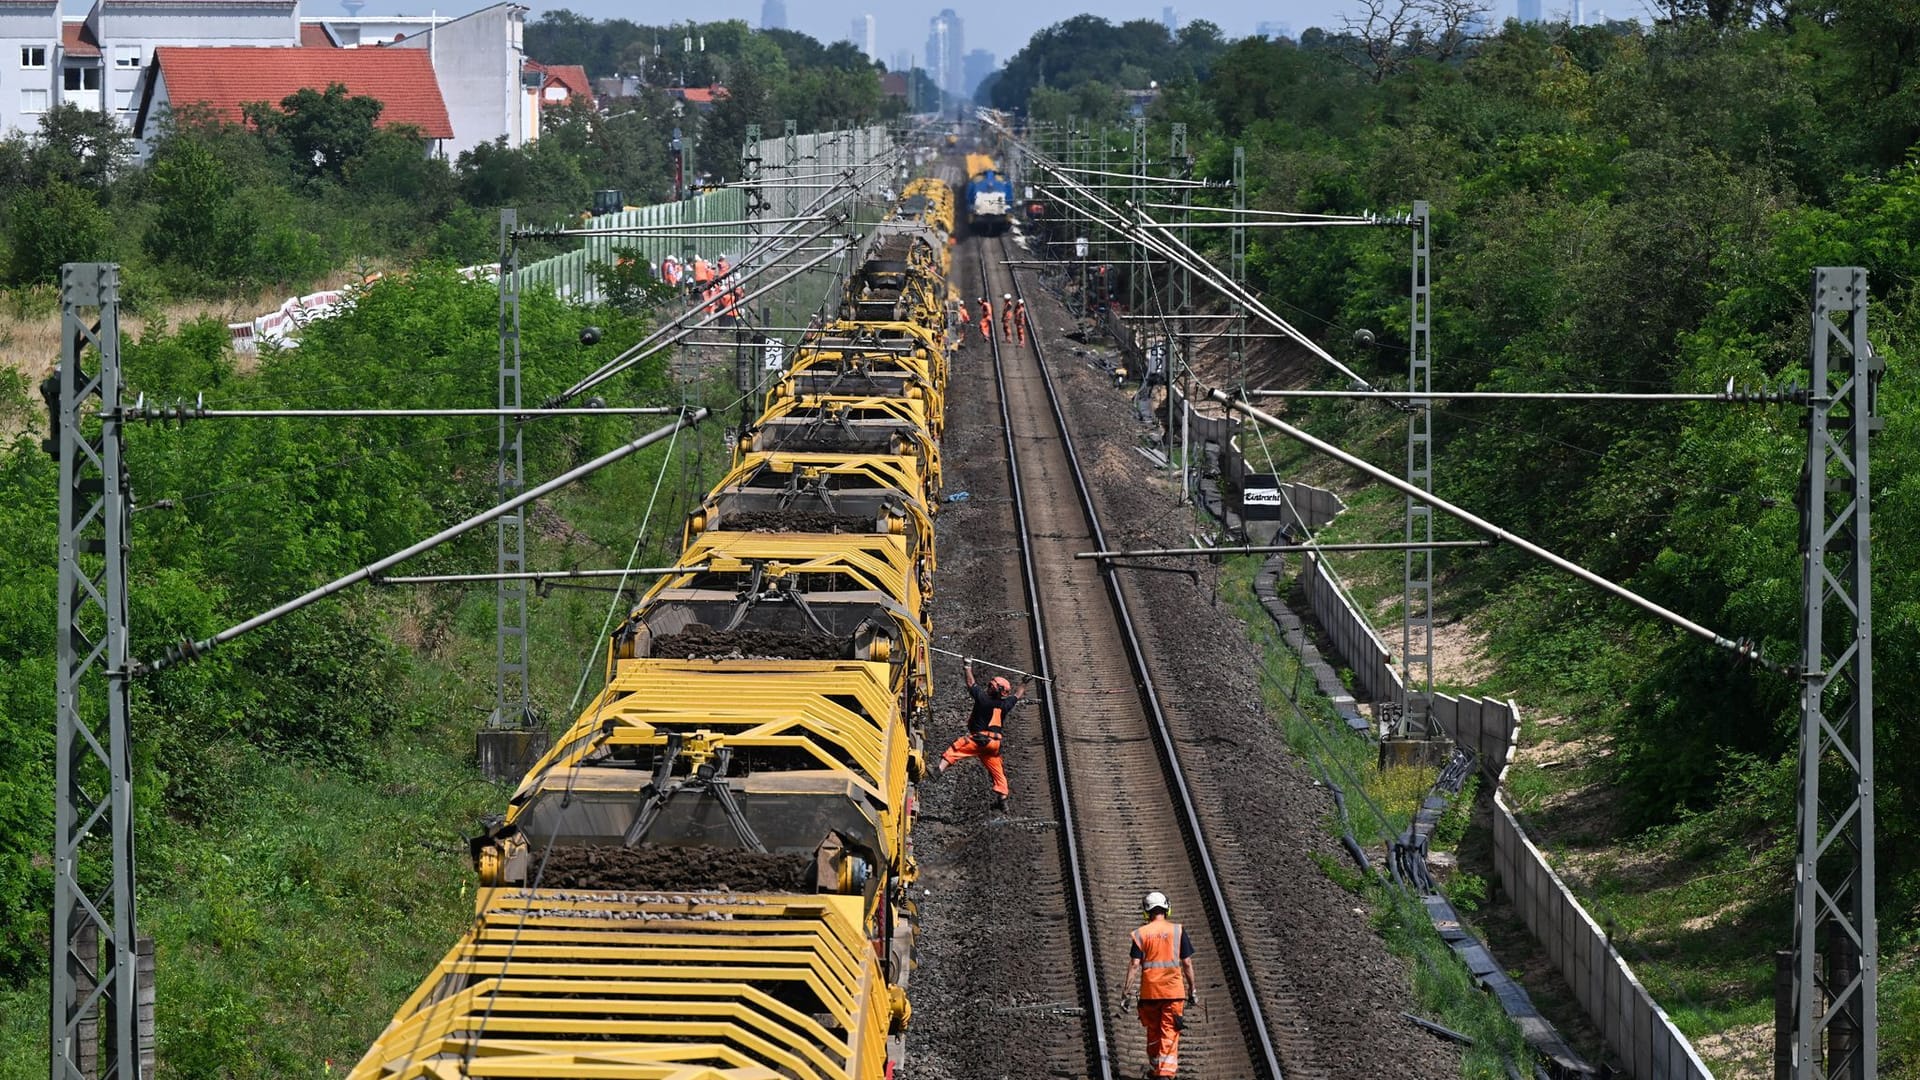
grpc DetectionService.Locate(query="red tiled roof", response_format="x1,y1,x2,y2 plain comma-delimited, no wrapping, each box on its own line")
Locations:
63,21,100,57
150,46,452,138
542,63,592,101
299,23,337,48
672,85,728,104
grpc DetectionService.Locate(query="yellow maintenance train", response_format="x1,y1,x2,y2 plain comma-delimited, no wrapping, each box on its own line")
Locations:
347,182,955,1080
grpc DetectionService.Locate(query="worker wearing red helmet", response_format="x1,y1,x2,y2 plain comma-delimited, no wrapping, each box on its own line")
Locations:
929,658,1029,812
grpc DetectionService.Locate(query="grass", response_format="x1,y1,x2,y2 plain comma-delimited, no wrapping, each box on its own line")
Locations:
0,282,344,381
0,736,506,1079
1219,554,1532,1079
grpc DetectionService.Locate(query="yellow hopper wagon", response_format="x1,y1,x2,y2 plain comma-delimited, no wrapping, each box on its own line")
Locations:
349,176,957,1080
745,395,943,494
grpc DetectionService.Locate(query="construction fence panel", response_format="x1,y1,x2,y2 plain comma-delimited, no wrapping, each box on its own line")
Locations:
516,124,896,304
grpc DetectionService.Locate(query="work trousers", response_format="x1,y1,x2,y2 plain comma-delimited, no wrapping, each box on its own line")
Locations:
1137,998,1185,1077
938,733,1008,796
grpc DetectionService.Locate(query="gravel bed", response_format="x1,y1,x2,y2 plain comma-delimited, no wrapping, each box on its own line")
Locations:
1013,255,1465,1080
901,243,1089,1080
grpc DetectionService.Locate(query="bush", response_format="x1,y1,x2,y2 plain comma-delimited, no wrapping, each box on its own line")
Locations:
6,180,114,286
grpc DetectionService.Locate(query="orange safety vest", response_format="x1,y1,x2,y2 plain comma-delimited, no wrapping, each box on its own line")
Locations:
979,300,992,324
1131,919,1186,1000
693,258,714,284
956,304,970,325
702,285,720,314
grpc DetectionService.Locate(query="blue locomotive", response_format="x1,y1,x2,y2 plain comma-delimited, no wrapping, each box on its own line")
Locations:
964,153,1013,236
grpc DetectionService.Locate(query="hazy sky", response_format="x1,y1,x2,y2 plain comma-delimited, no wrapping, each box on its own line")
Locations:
283,0,1573,70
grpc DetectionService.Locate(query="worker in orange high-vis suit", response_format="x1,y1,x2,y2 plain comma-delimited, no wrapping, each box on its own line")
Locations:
1123,891,1198,1078
978,296,993,341
1000,293,1014,341
1013,298,1029,346
930,659,1028,812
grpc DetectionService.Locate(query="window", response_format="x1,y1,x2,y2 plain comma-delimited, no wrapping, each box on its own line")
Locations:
115,88,134,111
21,88,48,113
21,46,47,69
63,66,100,91
114,45,140,68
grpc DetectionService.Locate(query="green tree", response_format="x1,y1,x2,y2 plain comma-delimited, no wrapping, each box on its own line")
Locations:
245,83,386,182
143,136,254,281
27,103,132,190
5,180,114,285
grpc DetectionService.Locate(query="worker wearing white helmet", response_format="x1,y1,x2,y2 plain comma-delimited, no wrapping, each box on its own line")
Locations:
1122,889,1197,1078
1000,292,1014,341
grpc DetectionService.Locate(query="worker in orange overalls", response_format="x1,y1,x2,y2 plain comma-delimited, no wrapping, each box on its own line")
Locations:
1122,891,1198,1078
1000,293,1014,341
955,299,971,336
929,659,1029,812
1013,298,1029,346
977,296,993,342
691,256,714,303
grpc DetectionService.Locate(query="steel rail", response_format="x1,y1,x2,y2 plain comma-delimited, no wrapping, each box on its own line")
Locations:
978,241,1113,1080
995,238,1286,1079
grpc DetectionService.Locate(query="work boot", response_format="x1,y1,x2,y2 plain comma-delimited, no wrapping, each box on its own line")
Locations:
992,794,1008,814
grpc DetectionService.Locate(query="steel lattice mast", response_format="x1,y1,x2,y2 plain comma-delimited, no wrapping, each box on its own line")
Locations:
1788,266,1879,1080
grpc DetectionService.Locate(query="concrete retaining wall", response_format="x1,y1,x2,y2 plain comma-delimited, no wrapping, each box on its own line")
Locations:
1299,552,1399,705
1491,789,1713,1079
1283,550,1713,1079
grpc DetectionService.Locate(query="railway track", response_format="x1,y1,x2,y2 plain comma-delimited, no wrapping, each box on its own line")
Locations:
976,235,1285,1080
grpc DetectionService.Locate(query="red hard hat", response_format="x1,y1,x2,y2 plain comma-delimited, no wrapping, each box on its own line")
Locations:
989,676,1012,695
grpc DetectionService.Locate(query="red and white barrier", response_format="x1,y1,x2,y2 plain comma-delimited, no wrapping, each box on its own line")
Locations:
228,263,499,353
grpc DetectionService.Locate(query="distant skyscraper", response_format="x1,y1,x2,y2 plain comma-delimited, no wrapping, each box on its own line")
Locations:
889,49,912,74
1161,5,1178,33
850,13,877,61
962,48,996,99
760,0,786,30
1255,19,1292,38
1570,0,1583,23
924,9,964,103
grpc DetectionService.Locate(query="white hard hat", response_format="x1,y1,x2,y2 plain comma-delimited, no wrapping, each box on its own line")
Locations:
1142,891,1169,913
1003,292,1012,300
